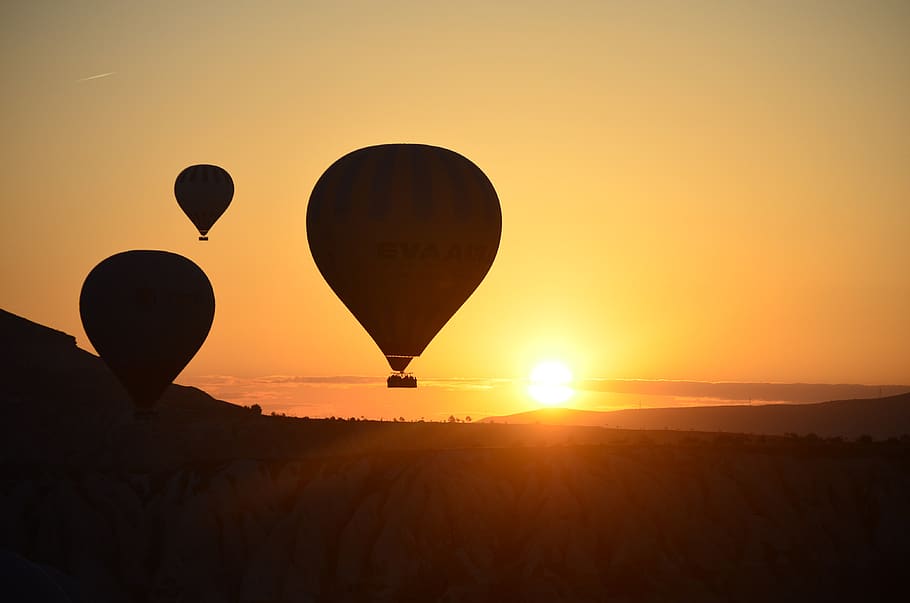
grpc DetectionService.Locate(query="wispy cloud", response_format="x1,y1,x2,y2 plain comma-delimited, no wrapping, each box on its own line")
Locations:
187,374,515,390
577,379,910,404
179,374,519,420
183,375,910,406
420,377,514,391
76,72,115,83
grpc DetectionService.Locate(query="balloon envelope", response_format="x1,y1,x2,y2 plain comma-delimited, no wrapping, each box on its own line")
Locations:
79,250,215,409
306,144,502,372
174,164,234,239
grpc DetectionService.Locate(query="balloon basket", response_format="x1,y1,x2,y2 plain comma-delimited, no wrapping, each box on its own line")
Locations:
387,373,417,388
198,236,209,241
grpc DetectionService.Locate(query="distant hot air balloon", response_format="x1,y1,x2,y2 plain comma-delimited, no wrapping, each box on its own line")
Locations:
306,144,502,388
79,250,215,412
174,164,234,240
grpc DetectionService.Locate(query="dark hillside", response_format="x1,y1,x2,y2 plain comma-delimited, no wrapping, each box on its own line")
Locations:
2,309,908,602
482,393,910,439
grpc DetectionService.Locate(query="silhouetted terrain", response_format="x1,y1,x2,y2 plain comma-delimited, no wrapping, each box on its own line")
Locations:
482,394,910,439
2,309,909,601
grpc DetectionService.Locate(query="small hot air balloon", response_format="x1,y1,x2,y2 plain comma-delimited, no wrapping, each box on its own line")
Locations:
174,164,234,240
306,144,502,388
79,250,215,412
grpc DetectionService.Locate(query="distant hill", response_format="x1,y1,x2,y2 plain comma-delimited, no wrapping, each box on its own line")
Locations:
481,394,910,438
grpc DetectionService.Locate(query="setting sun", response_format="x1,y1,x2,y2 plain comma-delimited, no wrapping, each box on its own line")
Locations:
528,360,574,406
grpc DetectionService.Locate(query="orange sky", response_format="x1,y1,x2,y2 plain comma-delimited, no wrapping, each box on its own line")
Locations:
2,1,908,419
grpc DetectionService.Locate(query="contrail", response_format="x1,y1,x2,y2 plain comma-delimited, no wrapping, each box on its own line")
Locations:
76,72,114,82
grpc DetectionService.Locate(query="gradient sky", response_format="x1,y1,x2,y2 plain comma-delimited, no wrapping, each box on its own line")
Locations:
2,1,908,418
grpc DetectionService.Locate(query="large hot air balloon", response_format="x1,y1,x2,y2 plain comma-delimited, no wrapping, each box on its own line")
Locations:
174,164,234,240
306,144,502,388
79,250,215,411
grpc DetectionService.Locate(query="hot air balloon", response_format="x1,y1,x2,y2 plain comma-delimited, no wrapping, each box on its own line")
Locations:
174,164,234,240
79,250,215,412
306,144,502,388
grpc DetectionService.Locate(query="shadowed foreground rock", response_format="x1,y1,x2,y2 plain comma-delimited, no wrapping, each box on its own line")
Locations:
2,443,908,602
2,309,909,601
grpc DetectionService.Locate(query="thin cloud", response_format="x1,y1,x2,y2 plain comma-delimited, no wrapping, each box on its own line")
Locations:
254,375,382,385
185,374,516,390
576,379,910,404
419,377,514,390
76,72,115,82
255,375,515,390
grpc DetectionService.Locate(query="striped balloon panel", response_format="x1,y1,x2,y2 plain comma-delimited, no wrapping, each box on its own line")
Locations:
307,144,502,370
174,164,234,236
79,250,215,409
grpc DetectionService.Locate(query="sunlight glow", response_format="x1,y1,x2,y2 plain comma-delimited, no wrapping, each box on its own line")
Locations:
528,360,574,406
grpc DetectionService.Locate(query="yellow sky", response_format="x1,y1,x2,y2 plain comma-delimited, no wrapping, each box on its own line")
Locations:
1,1,908,417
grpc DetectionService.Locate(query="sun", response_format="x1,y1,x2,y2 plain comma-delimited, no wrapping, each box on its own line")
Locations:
528,360,574,406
